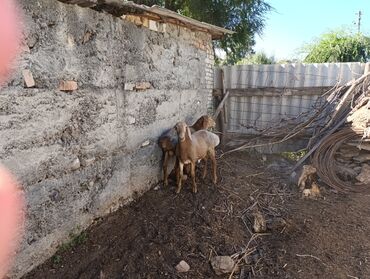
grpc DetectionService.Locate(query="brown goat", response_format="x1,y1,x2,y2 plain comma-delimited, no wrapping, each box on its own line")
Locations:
189,115,216,133
175,121,220,194
158,115,215,187
158,128,177,187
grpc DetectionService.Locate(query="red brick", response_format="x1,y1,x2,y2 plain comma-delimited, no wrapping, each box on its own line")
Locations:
135,81,151,91
59,80,78,92
22,69,35,88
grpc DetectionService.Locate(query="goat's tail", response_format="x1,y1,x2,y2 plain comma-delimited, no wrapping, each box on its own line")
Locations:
209,132,220,147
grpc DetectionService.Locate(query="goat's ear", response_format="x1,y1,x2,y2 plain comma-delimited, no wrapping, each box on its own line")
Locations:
199,116,205,126
186,126,192,140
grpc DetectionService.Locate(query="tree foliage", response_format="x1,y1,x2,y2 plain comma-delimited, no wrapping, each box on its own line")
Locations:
236,51,275,65
303,31,370,63
134,0,273,65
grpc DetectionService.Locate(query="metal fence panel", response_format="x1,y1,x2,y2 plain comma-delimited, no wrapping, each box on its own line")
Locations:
214,62,366,136
226,90,324,134
215,62,366,89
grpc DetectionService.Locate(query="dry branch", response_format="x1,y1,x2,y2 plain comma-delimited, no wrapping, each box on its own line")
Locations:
296,254,327,266
228,234,259,279
213,90,230,120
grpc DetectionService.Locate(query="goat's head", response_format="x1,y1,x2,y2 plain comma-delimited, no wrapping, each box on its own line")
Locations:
194,115,216,130
175,121,191,142
158,137,170,150
203,115,216,129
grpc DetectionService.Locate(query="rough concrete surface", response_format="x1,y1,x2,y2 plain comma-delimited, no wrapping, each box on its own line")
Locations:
0,0,214,277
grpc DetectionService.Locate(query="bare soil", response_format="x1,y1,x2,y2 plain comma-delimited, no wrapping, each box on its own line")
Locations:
24,152,370,279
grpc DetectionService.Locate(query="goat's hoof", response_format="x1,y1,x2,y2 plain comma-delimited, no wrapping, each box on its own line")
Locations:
192,186,198,193
175,188,181,194
212,179,217,185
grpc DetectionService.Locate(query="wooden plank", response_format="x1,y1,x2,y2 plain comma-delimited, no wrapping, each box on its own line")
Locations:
219,104,226,146
213,90,230,119
228,87,331,97
365,62,370,74
226,131,312,140
216,69,227,146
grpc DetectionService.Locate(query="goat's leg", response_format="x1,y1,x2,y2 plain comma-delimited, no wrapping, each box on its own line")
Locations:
175,158,180,186
298,174,306,190
209,149,217,184
163,151,169,187
190,162,197,193
184,164,191,178
175,159,189,181
176,162,184,194
174,157,179,177
202,157,208,179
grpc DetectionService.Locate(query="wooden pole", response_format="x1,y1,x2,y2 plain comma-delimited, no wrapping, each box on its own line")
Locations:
218,69,227,145
364,62,370,74
213,90,230,120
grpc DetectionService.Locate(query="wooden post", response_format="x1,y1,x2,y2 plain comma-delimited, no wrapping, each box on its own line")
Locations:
213,90,230,120
365,62,370,74
219,104,226,146
219,69,226,146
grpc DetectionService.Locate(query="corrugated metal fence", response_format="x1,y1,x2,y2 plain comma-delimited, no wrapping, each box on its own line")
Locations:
214,63,366,136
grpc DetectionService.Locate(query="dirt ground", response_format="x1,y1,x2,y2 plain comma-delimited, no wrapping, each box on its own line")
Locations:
24,151,370,279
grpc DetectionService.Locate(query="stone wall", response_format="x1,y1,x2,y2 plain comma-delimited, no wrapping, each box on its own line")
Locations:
0,1,214,277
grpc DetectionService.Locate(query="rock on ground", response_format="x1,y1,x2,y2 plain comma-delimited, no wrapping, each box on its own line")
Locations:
253,211,266,233
175,260,190,273
356,164,370,184
210,256,235,275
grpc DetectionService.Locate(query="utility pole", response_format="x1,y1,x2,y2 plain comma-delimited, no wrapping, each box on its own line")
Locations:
357,10,362,33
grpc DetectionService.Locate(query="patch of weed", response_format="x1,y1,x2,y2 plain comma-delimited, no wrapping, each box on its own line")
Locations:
52,255,62,265
281,149,307,161
58,231,88,253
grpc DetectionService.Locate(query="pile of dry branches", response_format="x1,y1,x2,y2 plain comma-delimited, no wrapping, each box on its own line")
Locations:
222,64,370,192
299,69,370,192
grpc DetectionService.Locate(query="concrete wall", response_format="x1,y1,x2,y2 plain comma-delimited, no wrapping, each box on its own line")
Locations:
0,1,213,277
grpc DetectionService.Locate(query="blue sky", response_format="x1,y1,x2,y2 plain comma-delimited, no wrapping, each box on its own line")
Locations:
255,0,370,60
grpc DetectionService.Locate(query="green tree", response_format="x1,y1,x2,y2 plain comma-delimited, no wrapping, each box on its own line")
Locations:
134,0,182,10
276,59,300,64
134,0,273,65
303,30,370,63
237,51,275,65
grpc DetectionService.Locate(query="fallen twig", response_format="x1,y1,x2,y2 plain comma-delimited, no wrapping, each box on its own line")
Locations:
244,172,264,179
296,253,327,266
228,234,259,279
